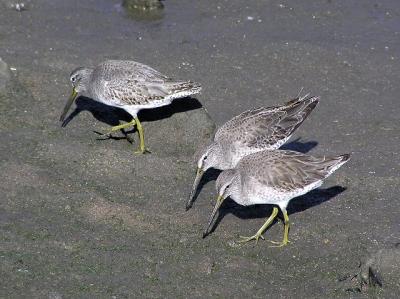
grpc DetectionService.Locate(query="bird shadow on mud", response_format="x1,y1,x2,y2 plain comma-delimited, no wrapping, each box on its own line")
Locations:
188,168,222,208
60,96,202,141
280,138,318,153
204,185,347,237
138,96,202,122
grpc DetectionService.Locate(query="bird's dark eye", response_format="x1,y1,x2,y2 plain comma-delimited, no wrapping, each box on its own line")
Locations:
226,185,230,189
203,155,208,161
71,77,76,82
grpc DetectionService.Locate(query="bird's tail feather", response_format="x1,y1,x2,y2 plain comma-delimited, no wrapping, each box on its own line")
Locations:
170,81,202,95
326,154,351,176
278,95,320,137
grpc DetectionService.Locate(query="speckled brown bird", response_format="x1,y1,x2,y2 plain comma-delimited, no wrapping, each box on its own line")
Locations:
60,60,201,153
203,149,350,246
187,95,319,209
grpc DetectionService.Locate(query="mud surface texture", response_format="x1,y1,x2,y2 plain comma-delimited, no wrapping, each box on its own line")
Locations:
1,0,399,298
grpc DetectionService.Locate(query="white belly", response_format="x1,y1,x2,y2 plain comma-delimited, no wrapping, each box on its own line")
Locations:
237,180,323,209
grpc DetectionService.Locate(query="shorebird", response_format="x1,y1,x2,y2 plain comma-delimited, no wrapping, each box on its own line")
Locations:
203,149,350,246
187,95,319,209
60,60,201,153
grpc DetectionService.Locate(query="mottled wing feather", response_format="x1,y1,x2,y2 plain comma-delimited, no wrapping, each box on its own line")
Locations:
97,60,171,82
215,107,283,144
103,79,167,105
240,150,344,192
215,96,318,150
242,110,288,148
93,60,197,106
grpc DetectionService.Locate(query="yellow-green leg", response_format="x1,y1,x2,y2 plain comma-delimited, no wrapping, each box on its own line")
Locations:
238,207,279,244
133,116,150,154
100,118,136,137
269,208,290,247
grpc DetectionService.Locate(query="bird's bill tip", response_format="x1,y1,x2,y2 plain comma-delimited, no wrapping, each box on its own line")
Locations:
59,88,78,122
186,167,204,210
185,201,192,211
203,195,224,238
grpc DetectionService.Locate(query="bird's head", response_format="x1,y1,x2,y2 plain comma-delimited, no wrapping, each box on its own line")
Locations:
59,67,92,122
196,142,223,173
69,67,92,93
186,142,222,210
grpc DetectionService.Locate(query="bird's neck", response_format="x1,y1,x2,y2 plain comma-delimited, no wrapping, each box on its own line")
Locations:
79,69,94,96
227,174,243,204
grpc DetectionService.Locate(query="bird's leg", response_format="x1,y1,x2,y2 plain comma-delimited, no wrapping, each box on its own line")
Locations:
133,116,150,154
99,118,136,138
238,207,279,244
269,208,290,247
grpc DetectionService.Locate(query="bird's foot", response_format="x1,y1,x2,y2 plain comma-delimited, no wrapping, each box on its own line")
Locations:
134,147,151,154
96,129,114,140
99,120,136,139
268,239,290,248
238,233,264,244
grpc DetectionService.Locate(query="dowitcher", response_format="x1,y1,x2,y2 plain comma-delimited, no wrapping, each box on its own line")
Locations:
203,149,350,246
187,95,319,209
60,60,201,153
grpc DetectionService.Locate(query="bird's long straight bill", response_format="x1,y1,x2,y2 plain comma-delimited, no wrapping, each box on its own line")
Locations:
186,168,204,210
60,88,78,122
203,195,224,238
